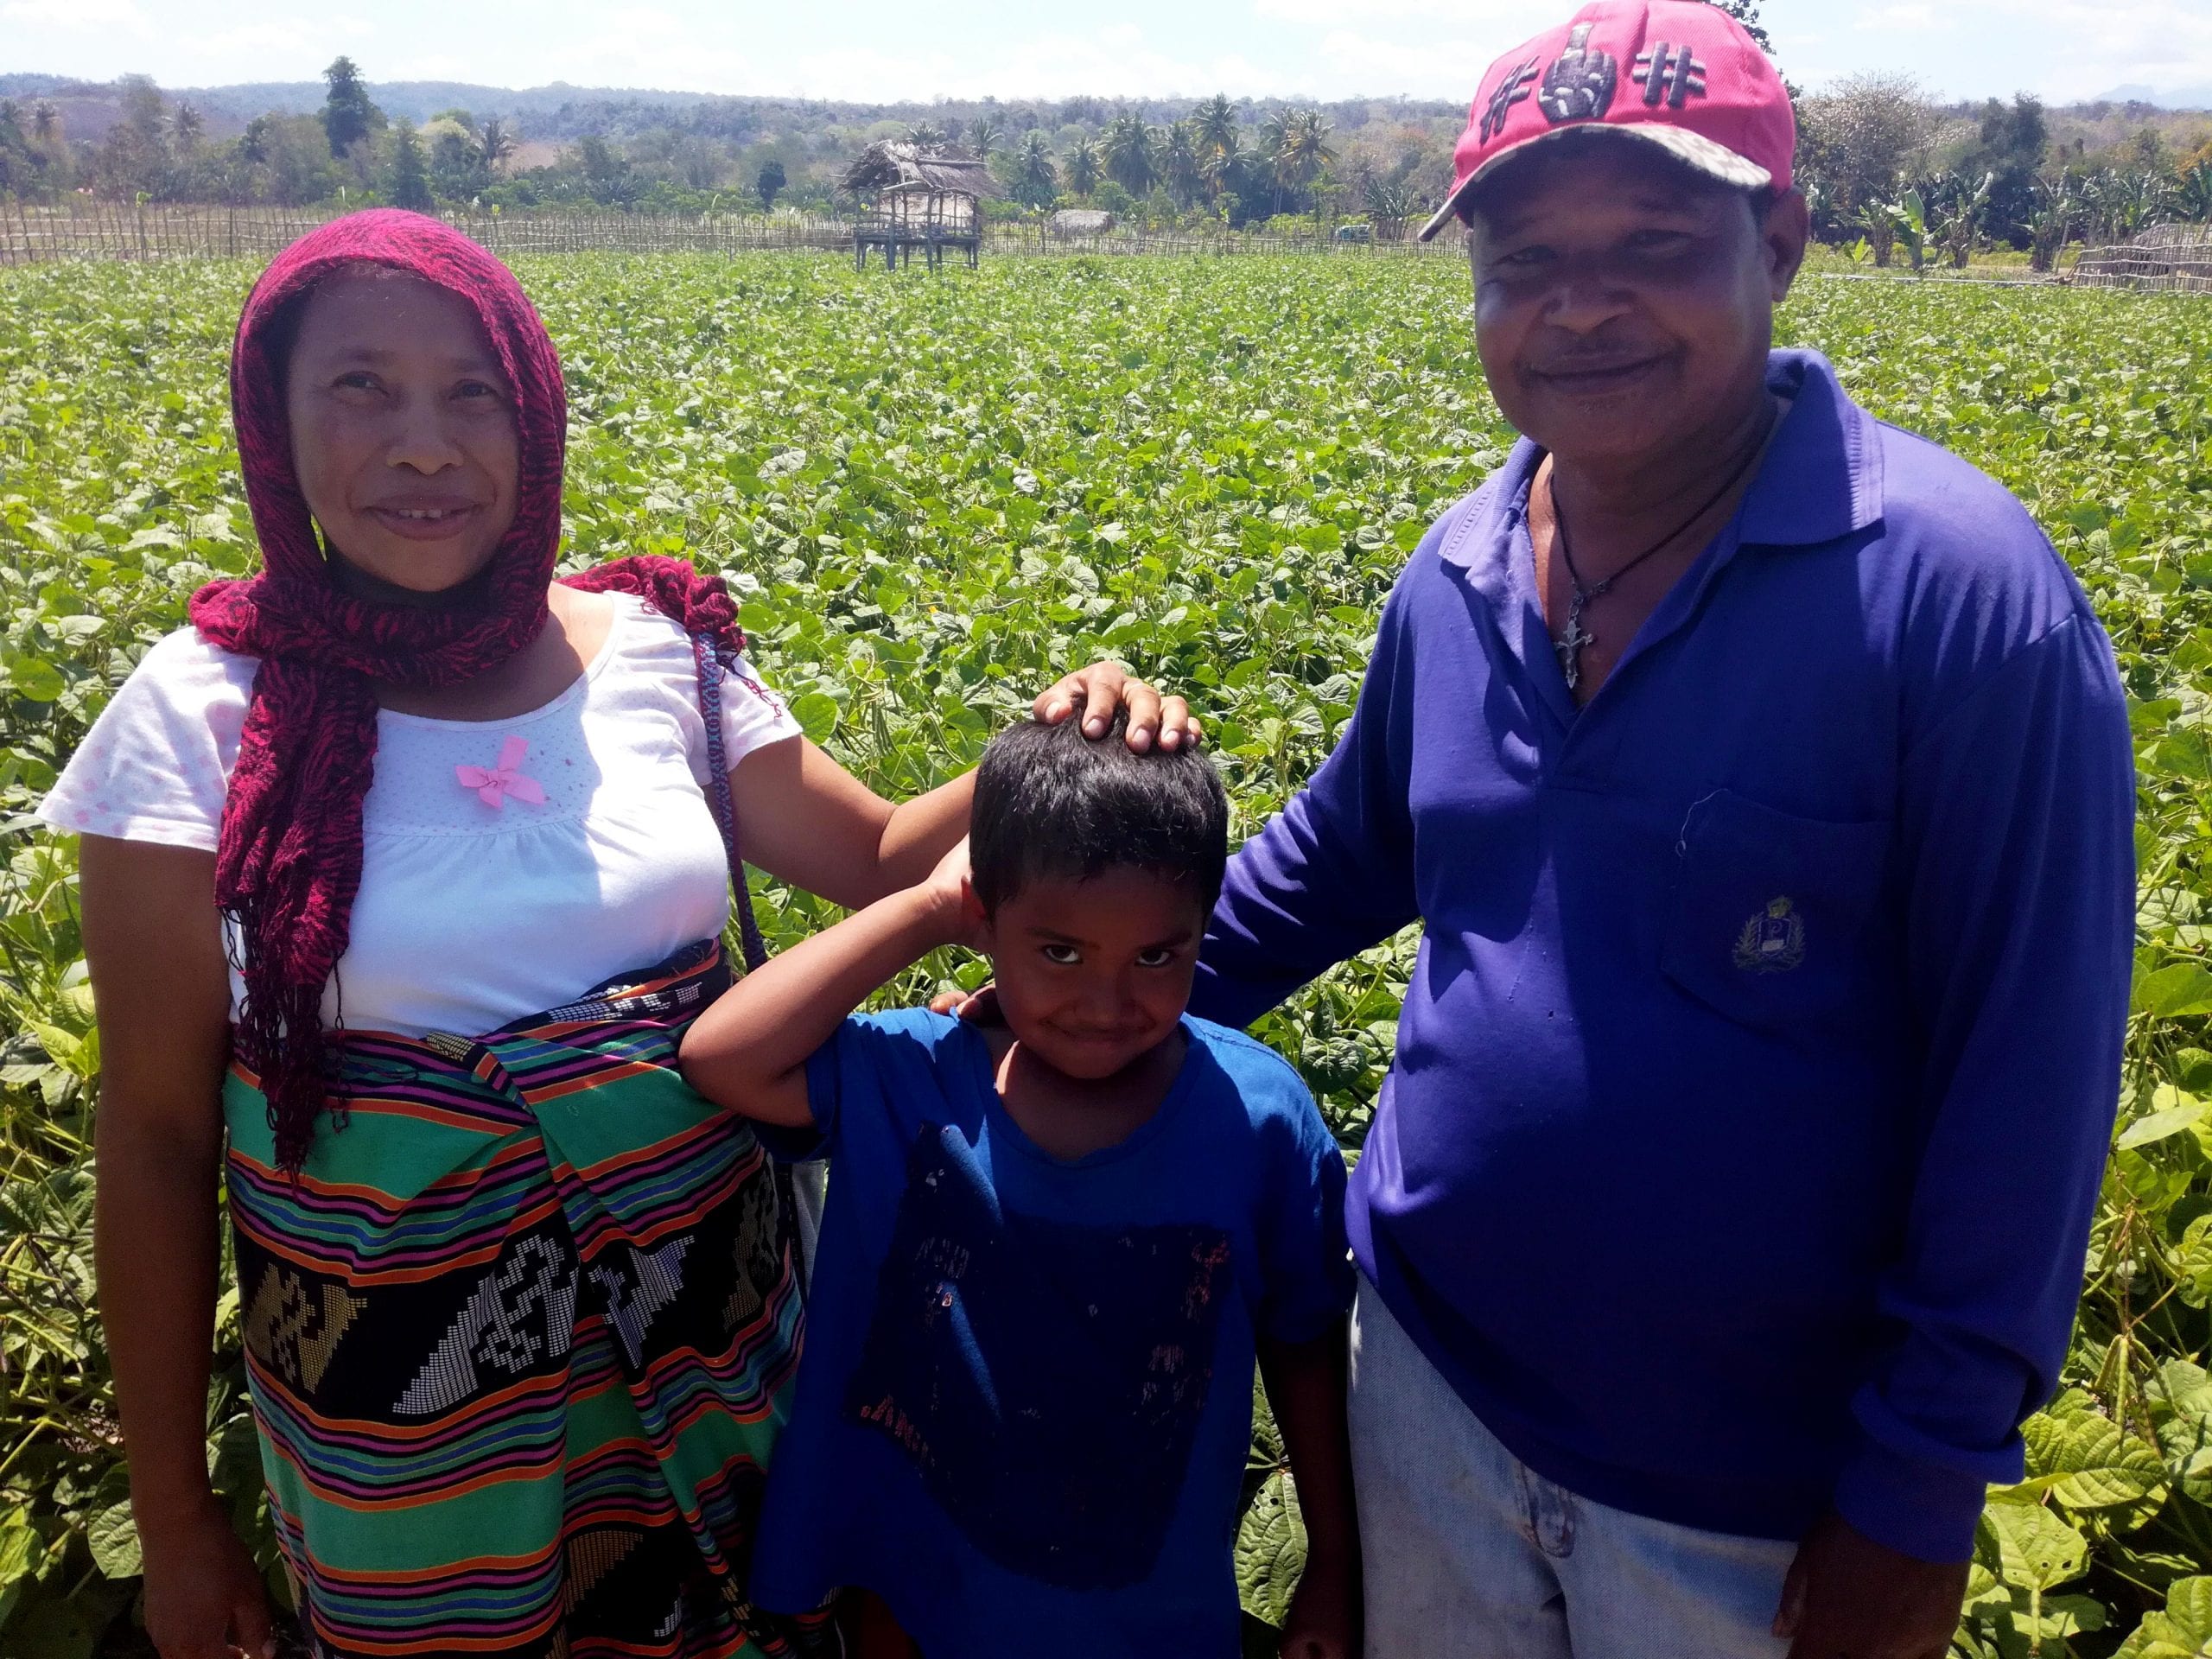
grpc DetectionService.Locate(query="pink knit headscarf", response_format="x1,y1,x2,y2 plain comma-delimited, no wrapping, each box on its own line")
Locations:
193,210,747,1169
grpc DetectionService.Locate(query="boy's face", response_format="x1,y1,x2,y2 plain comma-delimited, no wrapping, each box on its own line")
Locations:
982,867,1207,1084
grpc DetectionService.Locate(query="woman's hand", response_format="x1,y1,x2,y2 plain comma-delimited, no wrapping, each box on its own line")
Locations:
139,1497,275,1659
1033,663,1201,753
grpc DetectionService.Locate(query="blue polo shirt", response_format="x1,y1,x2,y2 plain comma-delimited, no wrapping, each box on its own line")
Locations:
1191,349,2135,1563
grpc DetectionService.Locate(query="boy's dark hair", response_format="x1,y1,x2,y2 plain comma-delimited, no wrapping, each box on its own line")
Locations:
970,706,1230,918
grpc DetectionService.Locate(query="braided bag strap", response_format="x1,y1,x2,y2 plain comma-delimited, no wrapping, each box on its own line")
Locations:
691,634,771,974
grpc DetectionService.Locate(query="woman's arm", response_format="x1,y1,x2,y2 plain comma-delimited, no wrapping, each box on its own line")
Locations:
80,835,275,1659
731,663,1196,912
728,737,971,912
678,841,973,1125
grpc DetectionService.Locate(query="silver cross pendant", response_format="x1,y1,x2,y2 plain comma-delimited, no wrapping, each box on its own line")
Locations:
1554,608,1594,693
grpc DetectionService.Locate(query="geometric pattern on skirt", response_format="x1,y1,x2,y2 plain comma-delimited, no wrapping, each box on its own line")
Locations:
222,942,836,1658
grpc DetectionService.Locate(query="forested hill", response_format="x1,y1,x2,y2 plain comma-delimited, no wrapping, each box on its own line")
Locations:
0,73,1462,145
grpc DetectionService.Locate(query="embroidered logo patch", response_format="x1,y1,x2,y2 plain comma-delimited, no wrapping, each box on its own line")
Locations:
1633,41,1708,108
1481,60,1541,142
1539,24,1618,123
1734,898,1806,973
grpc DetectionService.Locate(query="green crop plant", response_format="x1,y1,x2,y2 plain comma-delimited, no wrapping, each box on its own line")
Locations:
2,254,2209,1656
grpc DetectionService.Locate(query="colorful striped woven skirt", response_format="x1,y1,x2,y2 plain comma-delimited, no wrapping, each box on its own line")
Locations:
223,942,832,1659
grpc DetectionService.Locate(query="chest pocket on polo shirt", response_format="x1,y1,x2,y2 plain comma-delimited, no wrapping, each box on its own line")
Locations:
1660,789,1892,1040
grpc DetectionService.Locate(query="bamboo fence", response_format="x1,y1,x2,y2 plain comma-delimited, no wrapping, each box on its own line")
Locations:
0,198,1462,267
2073,224,2212,295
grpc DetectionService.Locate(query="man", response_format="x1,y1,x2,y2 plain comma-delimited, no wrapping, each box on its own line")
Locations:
1188,3,2137,1656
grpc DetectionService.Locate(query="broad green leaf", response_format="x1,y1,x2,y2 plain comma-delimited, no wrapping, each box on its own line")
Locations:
2177,1214,2212,1309
1978,1498,2088,1590
0,1521,37,1586
2120,1088,2208,1149
1248,1372,1283,1474
86,1503,140,1580
2039,1413,2167,1510
6,658,64,702
787,691,839,743
2139,963,2212,1020
1235,1465,1304,1630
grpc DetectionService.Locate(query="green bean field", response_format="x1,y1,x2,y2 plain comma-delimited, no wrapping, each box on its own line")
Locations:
3,252,2211,1655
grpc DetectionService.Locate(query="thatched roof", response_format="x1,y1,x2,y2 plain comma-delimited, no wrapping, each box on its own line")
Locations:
841,142,1001,200
1051,208,1115,235
2122,222,2212,253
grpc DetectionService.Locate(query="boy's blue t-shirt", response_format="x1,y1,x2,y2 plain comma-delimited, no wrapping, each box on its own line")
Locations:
747,1007,1352,1658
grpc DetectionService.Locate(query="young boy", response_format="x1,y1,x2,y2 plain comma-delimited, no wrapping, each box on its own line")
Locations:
679,712,1357,1659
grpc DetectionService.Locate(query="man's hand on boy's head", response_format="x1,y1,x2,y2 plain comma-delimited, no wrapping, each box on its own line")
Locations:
1033,661,1203,753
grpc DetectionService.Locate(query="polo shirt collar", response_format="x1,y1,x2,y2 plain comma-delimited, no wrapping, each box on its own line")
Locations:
1739,348,1885,548
1439,347,1885,578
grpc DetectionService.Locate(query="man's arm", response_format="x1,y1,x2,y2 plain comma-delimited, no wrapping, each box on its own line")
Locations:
678,839,976,1125
1192,572,1425,1029
1783,610,2135,1652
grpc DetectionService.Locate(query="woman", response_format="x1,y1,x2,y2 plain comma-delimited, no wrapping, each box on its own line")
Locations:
43,211,1192,1659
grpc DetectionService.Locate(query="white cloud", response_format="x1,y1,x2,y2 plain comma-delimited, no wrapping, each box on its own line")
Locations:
1854,3,1939,29
0,0,144,27
1255,0,1518,21
762,34,1306,102
1936,0,2212,98
1310,29,1491,99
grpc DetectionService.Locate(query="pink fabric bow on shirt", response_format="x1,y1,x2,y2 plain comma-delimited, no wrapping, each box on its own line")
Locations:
456,736,546,810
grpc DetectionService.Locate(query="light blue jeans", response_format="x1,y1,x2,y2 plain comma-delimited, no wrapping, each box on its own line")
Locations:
1349,1277,1796,1659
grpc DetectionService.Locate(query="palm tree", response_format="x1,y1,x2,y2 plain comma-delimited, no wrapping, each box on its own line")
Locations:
1199,130,1244,206
969,113,1006,157
1259,108,1294,213
1162,120,1204,209
1012,130,1058,208
1203,130,1256,212
29,99,60,151
1102,111,1158,198
906,121,948,151
1065,136,1103,200
479,116,518,175
170,101,203,156
1270,108,1335,215
1192,94,1238,167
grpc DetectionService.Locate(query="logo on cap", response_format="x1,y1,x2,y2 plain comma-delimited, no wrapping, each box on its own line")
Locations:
1632,41,1708,108
1480,60,1541,142
1538,24,1618,124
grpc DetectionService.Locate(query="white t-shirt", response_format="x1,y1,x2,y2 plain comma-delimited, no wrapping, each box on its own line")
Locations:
41,592,802,1039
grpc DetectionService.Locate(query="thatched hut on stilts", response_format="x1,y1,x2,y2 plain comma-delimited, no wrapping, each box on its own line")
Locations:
844,142,999,271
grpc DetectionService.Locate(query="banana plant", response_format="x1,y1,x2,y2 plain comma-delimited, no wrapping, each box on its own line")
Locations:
2021,175,2077,273
1928,170,1995,270
1876,187,1929,274
2180,162,2212,226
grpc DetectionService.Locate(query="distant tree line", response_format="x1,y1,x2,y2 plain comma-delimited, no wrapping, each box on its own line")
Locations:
1797,78,2212,269
3,25,2207,264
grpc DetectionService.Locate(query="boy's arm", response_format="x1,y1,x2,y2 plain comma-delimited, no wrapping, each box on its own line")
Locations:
1258,1327,1359,1659
679,840,975,1127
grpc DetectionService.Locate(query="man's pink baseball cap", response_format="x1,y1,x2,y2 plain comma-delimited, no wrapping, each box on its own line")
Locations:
1418,0,1796,241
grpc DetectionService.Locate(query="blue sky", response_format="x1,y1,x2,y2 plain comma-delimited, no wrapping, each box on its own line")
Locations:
4,0,2209,106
